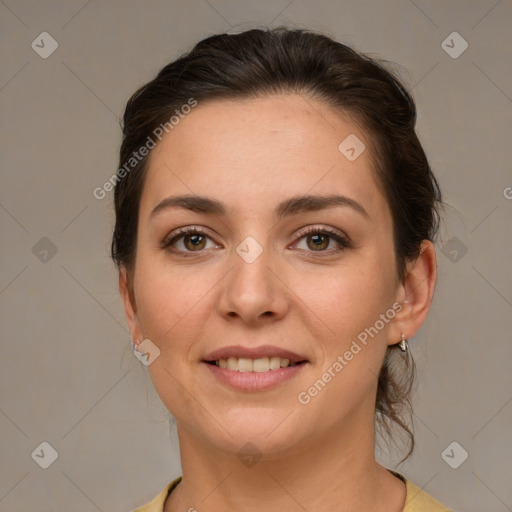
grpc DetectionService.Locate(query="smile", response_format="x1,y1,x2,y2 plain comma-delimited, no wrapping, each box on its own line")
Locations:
207,356,302,372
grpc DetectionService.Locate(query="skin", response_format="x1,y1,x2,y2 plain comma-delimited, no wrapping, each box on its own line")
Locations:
119,93,437,512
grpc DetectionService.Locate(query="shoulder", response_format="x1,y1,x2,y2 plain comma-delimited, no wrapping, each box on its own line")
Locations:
402,475,453,512
132,476,182,512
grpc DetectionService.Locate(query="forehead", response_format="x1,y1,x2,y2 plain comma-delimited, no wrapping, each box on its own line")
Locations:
141,93,389,223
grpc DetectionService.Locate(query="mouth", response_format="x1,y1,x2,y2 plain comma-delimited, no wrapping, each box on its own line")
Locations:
204,357,307,372
202,345,309,373
202,349,309,391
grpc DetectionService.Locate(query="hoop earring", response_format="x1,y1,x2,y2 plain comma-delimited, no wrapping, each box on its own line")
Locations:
398,333,408,352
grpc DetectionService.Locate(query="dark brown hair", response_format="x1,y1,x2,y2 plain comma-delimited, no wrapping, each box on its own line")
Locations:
111,27,442,462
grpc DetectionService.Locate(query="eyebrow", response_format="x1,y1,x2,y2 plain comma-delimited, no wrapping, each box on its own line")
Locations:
150,193,370,221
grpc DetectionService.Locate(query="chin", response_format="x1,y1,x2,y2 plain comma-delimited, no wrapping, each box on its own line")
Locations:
198,410,305,459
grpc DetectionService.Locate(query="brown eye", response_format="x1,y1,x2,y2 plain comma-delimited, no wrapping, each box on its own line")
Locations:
161,227,217,254
182,233,207,251
294,227,350,254
306,233,329,251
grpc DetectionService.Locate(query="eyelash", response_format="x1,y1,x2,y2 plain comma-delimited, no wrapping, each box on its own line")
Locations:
160,225,351,258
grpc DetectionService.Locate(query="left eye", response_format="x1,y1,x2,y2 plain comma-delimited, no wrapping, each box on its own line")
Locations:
293,228,350,252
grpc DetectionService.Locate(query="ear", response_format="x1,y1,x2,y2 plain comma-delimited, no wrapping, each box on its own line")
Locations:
388,240,437,345
119,266,143,342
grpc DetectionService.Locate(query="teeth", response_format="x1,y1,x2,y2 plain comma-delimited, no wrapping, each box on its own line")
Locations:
252,356,269,372
215,356,295,372
238,357,253,372
269,356,282,370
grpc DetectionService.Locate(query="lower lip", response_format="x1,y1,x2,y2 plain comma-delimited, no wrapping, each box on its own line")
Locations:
202,362,307,391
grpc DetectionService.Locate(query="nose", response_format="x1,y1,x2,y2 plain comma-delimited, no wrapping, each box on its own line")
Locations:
216,238,290,326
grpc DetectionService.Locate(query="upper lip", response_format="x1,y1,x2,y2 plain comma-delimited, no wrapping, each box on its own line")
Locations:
203,345,308,364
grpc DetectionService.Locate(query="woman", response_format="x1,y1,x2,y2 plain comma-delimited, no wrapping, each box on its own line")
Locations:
112,27,451,512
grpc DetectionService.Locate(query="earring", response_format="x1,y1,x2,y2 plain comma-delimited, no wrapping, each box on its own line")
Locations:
398,333,408,352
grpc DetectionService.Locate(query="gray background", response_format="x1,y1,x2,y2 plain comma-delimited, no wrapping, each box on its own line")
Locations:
1,1,511,511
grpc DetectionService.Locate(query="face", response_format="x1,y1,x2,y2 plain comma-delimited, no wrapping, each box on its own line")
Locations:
121,93,408,459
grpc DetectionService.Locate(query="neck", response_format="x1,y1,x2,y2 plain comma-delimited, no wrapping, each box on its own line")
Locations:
164,411,406,512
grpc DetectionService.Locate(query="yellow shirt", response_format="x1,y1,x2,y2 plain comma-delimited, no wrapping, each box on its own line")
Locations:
133,471,452,511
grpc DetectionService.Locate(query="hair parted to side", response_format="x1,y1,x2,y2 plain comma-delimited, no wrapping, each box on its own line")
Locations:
111,27,442,463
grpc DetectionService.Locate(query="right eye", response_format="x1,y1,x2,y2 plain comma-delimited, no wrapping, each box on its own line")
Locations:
161,226,220,255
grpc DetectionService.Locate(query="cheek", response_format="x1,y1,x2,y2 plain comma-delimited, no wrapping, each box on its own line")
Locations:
133,257,218,349
294,267,394,420
294,259,396,344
